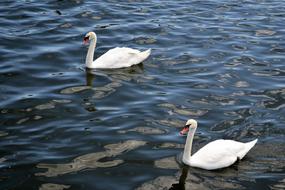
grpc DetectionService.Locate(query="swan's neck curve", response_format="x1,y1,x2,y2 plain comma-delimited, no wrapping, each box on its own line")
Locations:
183,127,196,164
86,38,97,68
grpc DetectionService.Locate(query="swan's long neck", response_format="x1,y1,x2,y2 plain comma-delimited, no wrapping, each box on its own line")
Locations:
183,127,196,164
86,38,96,68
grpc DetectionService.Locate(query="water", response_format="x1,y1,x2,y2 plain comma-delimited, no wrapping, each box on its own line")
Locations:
0,0,284,189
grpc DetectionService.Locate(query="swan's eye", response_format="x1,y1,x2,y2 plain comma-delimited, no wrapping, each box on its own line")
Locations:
83,36,89,44
180,125,190,136
84,36,89,41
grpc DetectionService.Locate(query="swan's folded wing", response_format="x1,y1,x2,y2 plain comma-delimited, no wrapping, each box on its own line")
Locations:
93,47,143,69
190,140,244,170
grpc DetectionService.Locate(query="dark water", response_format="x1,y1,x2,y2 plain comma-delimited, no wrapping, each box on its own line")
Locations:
1,0,285,189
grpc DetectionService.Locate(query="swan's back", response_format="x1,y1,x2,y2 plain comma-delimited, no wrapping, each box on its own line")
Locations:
92,47,151,69
190,139,257,170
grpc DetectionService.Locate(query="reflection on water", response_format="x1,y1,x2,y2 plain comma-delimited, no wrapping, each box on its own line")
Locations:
158,103,208,117
39,183,70,190
270,179,285,190
154,156,180,170
36,140,146,177
169,167,188,190
118,126,167,135
136,165,246,190
60,86,91,94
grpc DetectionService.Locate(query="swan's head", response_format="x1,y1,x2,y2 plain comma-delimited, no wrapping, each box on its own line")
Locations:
83,32,97,45
180,119,198,136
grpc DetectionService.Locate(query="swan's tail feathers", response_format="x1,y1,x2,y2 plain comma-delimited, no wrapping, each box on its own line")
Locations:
247,139,258,150
239,139,258,160
141,48,151,60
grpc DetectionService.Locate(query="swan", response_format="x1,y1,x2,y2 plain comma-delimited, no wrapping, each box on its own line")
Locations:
83,31,151,69
180,119,258,170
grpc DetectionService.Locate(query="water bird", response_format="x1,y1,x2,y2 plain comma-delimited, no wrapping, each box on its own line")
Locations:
83,31,151,69
180,119,258,170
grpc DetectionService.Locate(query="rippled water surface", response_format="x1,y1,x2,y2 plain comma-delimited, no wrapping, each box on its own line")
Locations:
1,0,285,189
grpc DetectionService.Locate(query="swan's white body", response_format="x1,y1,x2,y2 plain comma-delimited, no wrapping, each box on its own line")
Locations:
84,32,151,69
182,119,258,170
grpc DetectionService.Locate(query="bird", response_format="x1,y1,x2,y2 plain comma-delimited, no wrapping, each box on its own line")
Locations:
180,119,258,170
83,31,151,69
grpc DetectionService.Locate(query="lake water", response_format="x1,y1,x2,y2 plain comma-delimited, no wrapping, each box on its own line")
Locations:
0,0,284,189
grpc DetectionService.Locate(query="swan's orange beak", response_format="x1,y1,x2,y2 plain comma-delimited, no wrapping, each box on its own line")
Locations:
180,125,189,136
83,36,89,45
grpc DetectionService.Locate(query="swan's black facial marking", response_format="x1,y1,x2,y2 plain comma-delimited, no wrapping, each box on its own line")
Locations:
83,36,89,44
180,124,190,136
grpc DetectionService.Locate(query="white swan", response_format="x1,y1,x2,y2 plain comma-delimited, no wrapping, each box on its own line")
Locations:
83,32,151,69
180,119,258,170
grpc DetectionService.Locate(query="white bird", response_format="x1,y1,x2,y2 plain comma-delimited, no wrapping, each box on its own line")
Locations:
83,31,151,69
180,119,258,170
